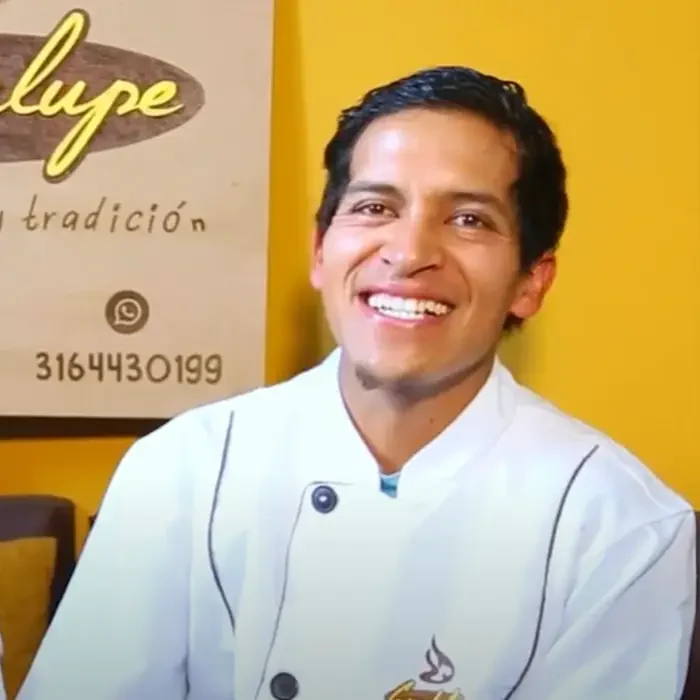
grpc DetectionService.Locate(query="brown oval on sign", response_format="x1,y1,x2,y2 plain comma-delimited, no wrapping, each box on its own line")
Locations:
0,9,206,183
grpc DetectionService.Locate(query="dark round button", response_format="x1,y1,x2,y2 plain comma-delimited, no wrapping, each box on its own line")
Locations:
269,671,299,699
311,484,338,514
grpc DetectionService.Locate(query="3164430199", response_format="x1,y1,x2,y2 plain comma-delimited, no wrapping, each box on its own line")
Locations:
34,351,223,384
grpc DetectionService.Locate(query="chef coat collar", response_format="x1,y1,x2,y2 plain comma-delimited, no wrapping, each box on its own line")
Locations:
302,348,517,495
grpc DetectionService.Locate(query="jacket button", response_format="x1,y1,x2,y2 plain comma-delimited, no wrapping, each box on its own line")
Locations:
311,484,338,514
269,671,299,699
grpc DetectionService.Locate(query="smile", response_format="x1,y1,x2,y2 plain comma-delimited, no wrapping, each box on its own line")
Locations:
363,293,453,322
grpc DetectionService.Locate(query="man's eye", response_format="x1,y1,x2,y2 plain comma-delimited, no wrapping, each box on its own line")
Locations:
453,212,486,228
354,202,390,216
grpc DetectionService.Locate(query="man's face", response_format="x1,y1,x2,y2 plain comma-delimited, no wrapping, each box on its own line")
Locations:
311,107,555,391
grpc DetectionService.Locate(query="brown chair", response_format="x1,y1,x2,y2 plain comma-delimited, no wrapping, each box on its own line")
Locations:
0,495,76,699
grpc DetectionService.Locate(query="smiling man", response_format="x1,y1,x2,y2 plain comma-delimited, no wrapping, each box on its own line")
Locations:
19,67,696,700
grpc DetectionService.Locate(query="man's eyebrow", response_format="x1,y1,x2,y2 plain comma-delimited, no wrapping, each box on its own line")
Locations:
446,190,510,217
343,181,510,216
343,181,402,198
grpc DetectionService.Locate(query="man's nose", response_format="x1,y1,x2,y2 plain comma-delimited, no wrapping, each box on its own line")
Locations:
379,215,443,275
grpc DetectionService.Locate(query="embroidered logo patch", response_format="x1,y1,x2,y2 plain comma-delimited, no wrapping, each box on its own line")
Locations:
385,636,464,699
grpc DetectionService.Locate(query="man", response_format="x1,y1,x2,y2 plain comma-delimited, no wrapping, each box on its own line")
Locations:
18,66,696,699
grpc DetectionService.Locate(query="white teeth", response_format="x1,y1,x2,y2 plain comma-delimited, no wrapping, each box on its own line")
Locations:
366,293,451,319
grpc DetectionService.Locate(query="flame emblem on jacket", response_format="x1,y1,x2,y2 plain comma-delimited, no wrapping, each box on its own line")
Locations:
385,636,464,700
420,636,456,684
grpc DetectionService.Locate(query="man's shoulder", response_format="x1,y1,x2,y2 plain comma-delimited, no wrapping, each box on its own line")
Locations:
122,357,328,465
507,374,693,529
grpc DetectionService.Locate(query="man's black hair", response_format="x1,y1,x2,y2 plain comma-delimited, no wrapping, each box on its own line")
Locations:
315,66,569,331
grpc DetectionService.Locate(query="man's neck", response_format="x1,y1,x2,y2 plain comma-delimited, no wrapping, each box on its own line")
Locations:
338,354,496,474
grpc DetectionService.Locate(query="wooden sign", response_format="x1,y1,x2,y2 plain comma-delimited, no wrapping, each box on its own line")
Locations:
0,0,273,418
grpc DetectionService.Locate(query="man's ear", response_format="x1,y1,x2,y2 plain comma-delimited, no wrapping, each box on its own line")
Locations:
508,253,557,322
310,230,324,290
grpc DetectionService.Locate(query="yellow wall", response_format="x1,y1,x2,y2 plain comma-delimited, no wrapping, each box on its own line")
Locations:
1,0,699,531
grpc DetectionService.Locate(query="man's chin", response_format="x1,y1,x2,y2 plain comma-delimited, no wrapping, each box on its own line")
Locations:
352,359,446,398
345,351,494,403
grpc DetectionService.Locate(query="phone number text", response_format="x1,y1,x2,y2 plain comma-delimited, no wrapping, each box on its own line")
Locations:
36,352,223,384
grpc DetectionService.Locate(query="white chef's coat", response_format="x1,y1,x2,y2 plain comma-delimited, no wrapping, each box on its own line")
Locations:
18,350,696,699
